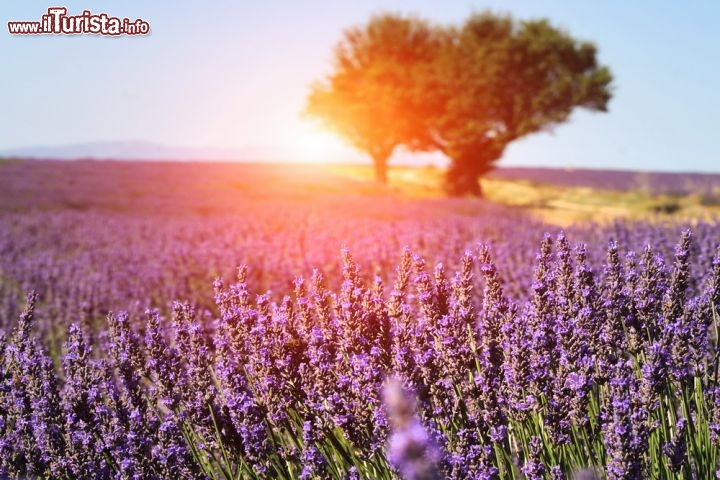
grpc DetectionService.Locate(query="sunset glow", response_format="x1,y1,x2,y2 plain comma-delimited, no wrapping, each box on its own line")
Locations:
288,122,349,163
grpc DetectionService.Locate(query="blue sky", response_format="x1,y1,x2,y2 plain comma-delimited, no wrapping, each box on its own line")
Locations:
2,1,719,172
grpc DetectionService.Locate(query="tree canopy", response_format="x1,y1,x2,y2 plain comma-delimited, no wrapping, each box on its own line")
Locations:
306,11,613,195
304,14,442,184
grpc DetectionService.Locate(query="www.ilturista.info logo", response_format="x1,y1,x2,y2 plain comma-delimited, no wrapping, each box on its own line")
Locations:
8,7,150,36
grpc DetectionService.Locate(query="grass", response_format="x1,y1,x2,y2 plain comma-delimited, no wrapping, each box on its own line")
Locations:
330,164,720,225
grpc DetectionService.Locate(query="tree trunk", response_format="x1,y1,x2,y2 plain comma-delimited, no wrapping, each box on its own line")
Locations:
465,175,483,197
444,149,498,197
444,163,484,197
445,172,482,197
372,154,388,184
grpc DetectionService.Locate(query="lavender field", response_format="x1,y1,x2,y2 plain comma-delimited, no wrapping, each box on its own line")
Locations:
1,160,720,479
488,167,720,195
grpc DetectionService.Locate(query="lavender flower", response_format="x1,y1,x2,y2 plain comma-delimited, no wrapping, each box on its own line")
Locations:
521,436,546,480
384,378,444,480
662,418,687,473
602,360,649,480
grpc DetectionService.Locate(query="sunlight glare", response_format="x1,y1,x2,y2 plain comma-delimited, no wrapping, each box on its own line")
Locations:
290,122,347,163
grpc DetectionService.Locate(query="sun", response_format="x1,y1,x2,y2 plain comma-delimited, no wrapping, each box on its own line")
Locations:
290,122,347,163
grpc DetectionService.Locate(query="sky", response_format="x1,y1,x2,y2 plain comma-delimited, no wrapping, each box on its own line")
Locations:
1,1,719,172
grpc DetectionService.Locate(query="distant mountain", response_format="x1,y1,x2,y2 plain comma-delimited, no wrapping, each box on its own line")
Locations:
0,141,286,162
0,140,435,165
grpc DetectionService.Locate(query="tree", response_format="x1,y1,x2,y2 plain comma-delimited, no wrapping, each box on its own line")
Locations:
307,12,613,194
304,14,443,184
426,13,613,195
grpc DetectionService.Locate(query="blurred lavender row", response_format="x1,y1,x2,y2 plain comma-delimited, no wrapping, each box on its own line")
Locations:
489,167,720,195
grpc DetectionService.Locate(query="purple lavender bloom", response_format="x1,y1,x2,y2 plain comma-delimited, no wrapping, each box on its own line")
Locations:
299,420,327,479
448,429,499,480
550,465,564,479
662,418,687,473
384,378,444,480
634,246,668,343
639,340,670,408
663,230,693,326
389,421,444,480
61,323,111,478
602,360,649,480
474,246,509,440
3,293,67,478
598,241,630,369
525,235,559,399
344,466,361,480
521,436,546,480
214,331,271,475
171,302,218,434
